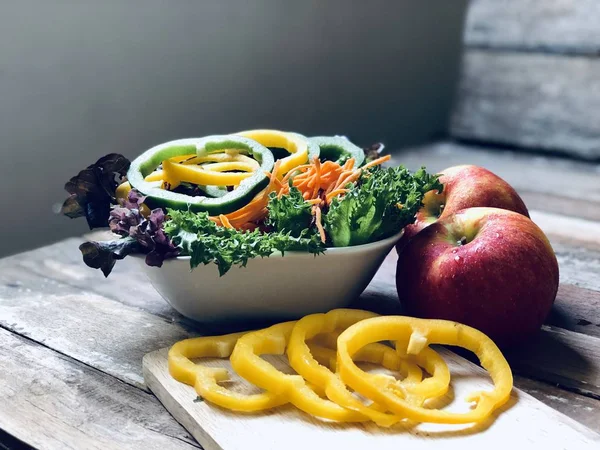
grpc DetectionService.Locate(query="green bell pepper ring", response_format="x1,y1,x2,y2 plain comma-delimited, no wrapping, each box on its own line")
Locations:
310,136,365,167
127,136,274,215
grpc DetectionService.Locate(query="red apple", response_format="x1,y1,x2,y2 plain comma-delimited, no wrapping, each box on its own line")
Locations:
399,165,530,248
396,207,559,348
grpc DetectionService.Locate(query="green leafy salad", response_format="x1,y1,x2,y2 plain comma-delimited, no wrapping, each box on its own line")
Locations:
60,132,441,277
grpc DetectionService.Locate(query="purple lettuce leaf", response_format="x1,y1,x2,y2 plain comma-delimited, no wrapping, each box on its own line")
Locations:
79,237,141,277
130,208,180,267
61,153,130,229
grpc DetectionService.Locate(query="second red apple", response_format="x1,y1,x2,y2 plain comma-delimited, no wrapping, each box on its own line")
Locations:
398,165,529,248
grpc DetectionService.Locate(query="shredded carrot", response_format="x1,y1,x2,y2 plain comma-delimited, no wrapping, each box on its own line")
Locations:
208,153,389,232
362,154,391,169
313,206,326,244
326,189,349,202
311,157,321,199
219,214,233,229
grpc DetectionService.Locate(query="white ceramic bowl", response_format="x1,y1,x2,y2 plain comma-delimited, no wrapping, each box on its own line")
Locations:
135,231,402,323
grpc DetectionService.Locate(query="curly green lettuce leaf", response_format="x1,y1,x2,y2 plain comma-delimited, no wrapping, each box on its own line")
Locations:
324,166,442,247
265,187,312,237
164,209,325,276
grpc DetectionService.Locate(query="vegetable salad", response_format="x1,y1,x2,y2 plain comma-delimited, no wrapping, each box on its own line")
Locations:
61,131,441,276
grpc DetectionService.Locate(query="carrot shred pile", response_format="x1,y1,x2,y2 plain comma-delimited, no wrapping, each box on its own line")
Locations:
210,155,391,237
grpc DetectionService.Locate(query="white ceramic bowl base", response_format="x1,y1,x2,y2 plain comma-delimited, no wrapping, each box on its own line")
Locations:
135,231,402,323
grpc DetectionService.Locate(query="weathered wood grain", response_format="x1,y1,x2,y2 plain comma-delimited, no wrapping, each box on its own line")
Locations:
0,328,199,450
0,291,190,390
550,284,600,338
449,50,600,159
553,241,600,295
143,346,600,450
395,141,600,221
507,326,600,400
530,210,600,251
2,237,181,321
514,375,600,434
465,0,600,55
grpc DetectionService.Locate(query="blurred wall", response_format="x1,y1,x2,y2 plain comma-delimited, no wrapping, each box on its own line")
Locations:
0,0,467,257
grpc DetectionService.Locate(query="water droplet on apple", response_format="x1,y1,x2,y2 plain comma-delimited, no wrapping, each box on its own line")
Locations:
452,249,457,254
454,255,461,262
496,233,500,238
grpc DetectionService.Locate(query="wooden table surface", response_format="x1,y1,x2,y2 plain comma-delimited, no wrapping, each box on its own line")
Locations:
1,141,600,449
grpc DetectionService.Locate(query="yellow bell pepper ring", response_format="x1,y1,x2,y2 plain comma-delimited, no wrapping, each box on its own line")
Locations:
336,316,514,424
230,321,370,423
308,329,424,385
168,332,288,412
200,161,259,173
162,159,253,189
287,309,423,427
234,130,309,176
167,327,356,413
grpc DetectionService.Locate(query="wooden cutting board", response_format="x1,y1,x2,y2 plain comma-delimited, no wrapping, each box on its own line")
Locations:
143,346,600,450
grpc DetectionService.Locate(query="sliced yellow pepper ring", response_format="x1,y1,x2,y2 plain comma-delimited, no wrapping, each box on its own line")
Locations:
336,316,513,424
144,154,259,185
235,130,308,176
186,154,259,168
168,332,287,412
308,330,424,385
161,145,265,189
201,161,259,173
168,328,357,412
162,159,253,189
287,309,441,427
230,321,370,423
144,171,164,182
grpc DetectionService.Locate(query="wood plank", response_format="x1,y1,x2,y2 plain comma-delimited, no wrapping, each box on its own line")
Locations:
1,237,182,321
464,0,600,55
395,141,600,221
514,375,600,434
143,346,600,450
529,210,600,251
0,291,190,391
507,326,600,399
550,284,600,338
449,50,600,159
0,328,199,450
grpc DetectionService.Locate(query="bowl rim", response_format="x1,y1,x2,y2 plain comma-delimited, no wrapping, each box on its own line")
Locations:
162,228,404,261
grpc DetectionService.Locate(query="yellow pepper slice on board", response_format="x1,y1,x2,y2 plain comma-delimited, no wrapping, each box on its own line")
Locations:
230,321,374,422
287,309,449,427
168,332,288,412
308,330,424,385
167,328,365,412
336,316,513,424
235,130,308,176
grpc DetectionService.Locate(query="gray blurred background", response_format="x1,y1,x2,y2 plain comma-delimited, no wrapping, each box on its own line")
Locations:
0,0,467,257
